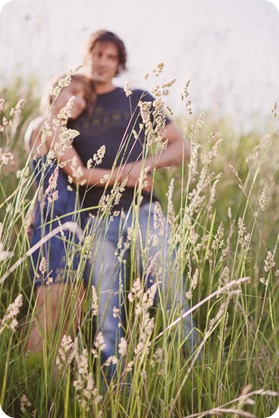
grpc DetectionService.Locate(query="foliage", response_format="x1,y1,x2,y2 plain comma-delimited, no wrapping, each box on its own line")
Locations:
0,77,278,418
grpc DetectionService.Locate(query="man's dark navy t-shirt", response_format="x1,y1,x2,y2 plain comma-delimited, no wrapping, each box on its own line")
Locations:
69,87,169,214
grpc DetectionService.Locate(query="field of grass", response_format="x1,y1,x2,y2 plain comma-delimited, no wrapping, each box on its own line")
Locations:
0,77,278,418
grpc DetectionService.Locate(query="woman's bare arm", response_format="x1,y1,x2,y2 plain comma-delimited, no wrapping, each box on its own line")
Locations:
25,117,119,187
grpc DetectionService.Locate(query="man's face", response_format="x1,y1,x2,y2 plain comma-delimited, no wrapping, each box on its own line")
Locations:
89,41,119,85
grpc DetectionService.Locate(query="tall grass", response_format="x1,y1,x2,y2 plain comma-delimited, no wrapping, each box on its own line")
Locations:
0,76,278,418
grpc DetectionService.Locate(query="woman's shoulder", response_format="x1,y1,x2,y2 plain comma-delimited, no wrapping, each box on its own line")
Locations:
24,116,45,153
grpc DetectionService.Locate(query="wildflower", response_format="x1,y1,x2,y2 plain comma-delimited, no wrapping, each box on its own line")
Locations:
141,369,147,380
24,207,33,236
259,187,267,211
190,268,199,290
188,138,200,183
115,236,127,263
16,166,30,180
201,138,223,168
45,166,59,204
153,97,164,110
260,277,268,286
80,235,92,260
103,356,118,367
0,294,23,333
157,79,176,96
153,201,165,236
70,155,84,182
264,251,276,273
139,101,152,124
151,234,159,246
237,217,250,249
20,394,33,415
118,337,127,356
166,178,176,224
0,223,13,262
56,126,80,157
128,277,142,302
39,257,47,274
152,347,163,366
112,306,120,318
133,283,157,356
87,158,93,169
93,145,106,165
91,286,98,316
272,102,278,119
124,82,132,97
217,266,230,296
189,227,199,246
229,164,243,188
73,348,90,390
186,290,193,300
9,99,25,131
138,166,151,191
126,226,133,244
73,340,103,411
188,167,211,215
205,296,233,339
57,96,75,121
0,98,5,113
51,74,71,98
0,148,14,166
134,311,154,356
124,361,134,373
45,275,53,285
92,332,106,358
152,96,167,139
2,116,8,126
56,334,75,371
212,222,225,250
153,62,164,77
186,266,199,299
197,112,205,129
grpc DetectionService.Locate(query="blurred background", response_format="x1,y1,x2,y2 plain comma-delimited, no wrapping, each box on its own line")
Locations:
0,0,279,131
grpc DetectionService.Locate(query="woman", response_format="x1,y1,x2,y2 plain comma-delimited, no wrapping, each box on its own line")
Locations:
25,73,119,358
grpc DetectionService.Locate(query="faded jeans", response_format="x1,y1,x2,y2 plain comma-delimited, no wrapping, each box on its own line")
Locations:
84,203,197,366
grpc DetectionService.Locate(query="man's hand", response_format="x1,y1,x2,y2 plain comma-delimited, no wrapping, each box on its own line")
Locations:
119,161,153,192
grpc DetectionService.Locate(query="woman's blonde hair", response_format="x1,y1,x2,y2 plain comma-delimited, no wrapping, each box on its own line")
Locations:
40,73,96,114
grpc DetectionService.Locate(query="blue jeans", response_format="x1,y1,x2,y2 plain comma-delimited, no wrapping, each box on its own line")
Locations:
84,203,197,364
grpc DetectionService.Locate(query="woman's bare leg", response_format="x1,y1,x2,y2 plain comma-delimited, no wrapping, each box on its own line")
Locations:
25,282,85,353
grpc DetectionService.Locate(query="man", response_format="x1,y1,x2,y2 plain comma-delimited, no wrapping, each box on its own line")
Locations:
68,30,196,375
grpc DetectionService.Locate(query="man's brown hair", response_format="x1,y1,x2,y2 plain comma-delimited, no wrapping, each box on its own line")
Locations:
84,30,127,76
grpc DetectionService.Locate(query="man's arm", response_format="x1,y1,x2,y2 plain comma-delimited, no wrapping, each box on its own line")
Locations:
47,131,118,187
146,121,190,171
119,121,190,189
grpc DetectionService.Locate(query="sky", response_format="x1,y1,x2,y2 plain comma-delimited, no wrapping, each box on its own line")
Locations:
0,0,279,132
1,0,279,14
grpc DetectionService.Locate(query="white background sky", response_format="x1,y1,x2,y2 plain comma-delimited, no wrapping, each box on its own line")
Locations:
0,0,279,132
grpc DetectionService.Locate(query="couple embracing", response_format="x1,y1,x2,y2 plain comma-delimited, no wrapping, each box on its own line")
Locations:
25,29,196,383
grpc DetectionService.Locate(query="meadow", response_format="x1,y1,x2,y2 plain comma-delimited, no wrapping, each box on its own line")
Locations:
0,74,278,418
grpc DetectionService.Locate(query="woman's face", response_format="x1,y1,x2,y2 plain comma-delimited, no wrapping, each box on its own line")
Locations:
52,80,87,119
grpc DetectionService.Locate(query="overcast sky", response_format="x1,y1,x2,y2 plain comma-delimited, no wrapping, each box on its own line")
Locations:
0,0,279,131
